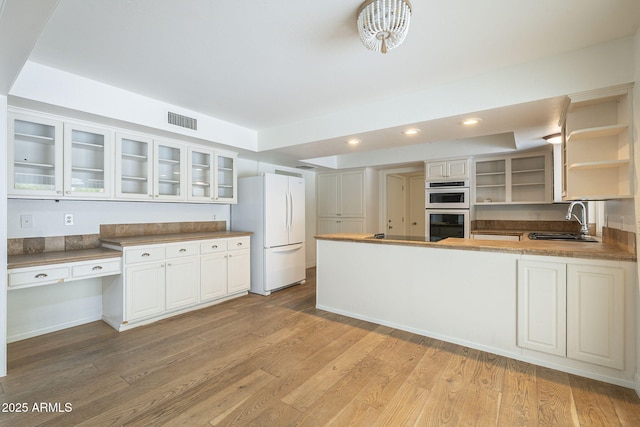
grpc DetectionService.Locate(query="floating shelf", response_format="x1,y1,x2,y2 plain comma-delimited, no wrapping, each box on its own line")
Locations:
568,159,629,170
567,124,628,142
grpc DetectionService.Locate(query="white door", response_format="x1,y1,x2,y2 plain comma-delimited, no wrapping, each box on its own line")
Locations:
409,176,425,237
264,174,289,248
386,175,405,234
288,177,305,244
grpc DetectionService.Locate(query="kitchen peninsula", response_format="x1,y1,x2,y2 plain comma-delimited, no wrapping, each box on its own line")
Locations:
315,232,638,390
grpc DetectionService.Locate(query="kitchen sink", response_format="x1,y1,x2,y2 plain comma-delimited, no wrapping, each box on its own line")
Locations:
528,232,597,242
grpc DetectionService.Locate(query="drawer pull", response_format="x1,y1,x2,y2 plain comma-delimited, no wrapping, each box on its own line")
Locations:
179,248,187,252
141,253,150,257
237,242,243,246
211,245,218,249
35,273,48,279
92,266,103,271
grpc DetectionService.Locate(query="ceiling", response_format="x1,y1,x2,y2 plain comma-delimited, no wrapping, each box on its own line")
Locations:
7,0,640,168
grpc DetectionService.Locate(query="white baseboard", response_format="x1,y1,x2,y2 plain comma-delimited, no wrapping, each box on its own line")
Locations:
7,315,102,343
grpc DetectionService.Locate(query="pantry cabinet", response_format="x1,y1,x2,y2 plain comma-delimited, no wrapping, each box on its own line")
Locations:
517,258,625,369
317,169,374,234
561,85,633,200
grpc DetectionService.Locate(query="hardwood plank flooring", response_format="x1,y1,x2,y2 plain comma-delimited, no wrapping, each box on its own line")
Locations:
1,267,640,426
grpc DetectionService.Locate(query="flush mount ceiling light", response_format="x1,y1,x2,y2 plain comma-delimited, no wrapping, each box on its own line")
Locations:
543,133,562,144
357,0,412,54
402,128,421,136
461,118,482,126
346,138,361,145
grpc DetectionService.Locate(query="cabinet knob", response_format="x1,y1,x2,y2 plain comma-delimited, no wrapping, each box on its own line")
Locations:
35,273,48,279
66,191,71,194
92,266,103,271
57,191,62,194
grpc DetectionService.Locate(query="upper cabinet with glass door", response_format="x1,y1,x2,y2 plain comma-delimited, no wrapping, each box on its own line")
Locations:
8,112,64,197
115,132,154,200
214,153,237,203
64,123,112,198
154,140,186,201
188,147,214,202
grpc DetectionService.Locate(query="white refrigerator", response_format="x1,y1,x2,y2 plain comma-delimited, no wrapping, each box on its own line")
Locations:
231,173,306,295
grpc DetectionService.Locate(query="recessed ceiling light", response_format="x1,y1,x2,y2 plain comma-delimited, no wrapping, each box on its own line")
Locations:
346,138,361,145
461,118,482,126
402,128,421,136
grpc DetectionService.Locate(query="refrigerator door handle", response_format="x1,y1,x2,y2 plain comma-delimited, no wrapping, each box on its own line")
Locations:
268,243,303,253
285,191,289,231
289,191,294,231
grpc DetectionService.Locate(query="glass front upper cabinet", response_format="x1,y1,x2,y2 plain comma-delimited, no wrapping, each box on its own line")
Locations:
188,147,214,201
214,153,237,203
115,133,154,200
64,123,112,198
154,140,186,200
9,113,64,197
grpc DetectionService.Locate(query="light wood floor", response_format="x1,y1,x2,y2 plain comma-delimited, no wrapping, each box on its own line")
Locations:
2,268,640,426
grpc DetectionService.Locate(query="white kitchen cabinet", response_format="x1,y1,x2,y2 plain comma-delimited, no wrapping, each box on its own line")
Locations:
561,85,633,200
200,237,249,300
425,158,469,181
9,112,113,199
64,123,112,198
115,132,154,200
474,150,552,205
317,170,365,217
517,260,567,356
567,264,624,369
154,140,186,201
8,257,121,290
102,236,250,330
317,169,372,234
214,153,237,203
126,261,166,321
517,259,625,369
188,147,214,202
317,218,365,234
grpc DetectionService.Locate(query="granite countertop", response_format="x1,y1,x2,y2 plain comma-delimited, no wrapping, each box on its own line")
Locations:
99,230,252,247
315,233,637,262
8,247,123,270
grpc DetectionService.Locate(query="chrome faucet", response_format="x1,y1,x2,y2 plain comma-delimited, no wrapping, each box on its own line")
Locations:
565,201,589,238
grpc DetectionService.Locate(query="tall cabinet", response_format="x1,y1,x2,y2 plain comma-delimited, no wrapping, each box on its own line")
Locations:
317,169,373,234
561,85,633,200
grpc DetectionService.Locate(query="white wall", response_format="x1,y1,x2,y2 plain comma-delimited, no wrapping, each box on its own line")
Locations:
1,95,8,376
235,157,317,268
8,199,229,238
632,27,640,397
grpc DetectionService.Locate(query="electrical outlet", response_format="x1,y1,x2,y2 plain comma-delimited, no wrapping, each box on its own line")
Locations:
213,214,217,220
20,214,33,228
64,213,74,226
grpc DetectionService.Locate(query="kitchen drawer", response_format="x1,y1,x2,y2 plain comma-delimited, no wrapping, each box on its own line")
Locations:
72,259,122,278
125,246,165,264
166,242,199,259
9,266,70,288
200,239,228,254
227,236,250,251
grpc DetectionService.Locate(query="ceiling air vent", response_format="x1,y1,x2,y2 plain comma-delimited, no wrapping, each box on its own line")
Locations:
168,111,197,130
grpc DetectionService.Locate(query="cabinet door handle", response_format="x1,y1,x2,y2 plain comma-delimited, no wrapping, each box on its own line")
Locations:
92,266,103,271
35,273,48,279
142,253,150,257
65,191,71,194
179,248,187,252
56,191,62,194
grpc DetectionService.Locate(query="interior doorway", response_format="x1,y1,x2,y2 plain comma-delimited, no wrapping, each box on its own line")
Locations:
381,168,425,237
